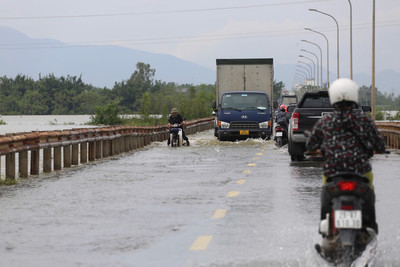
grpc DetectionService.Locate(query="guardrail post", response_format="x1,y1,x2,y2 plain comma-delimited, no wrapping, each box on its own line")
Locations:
19,151,28,178
133,135,138,150
31,149,40,175
103,140,109,157
43,147,52,173
6,153,16,179
96,140,102,159
54,147,62,170
81,142,88,163
63,145,71,168
89,141,95,161
110,139,115,156
72,143,79,165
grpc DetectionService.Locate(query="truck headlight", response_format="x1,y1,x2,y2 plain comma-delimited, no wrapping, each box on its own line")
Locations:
259,121,270,128
219,121,230,129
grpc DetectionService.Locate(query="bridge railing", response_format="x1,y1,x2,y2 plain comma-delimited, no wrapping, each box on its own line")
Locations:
376,122,400,150
0,117,214,181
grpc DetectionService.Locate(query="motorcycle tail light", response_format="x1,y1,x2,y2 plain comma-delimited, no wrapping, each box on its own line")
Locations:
276,127,283,131
341,205,354,210
337,181,357,191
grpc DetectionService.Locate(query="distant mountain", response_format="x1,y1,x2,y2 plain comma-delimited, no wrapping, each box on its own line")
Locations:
0,26,215,88
1,26,399,94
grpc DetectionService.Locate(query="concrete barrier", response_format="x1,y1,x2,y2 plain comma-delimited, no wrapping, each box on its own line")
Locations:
0,117,214,181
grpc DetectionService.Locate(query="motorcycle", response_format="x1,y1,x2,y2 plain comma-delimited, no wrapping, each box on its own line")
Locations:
169,124,184,147
315,172,377,266
274,120,288,147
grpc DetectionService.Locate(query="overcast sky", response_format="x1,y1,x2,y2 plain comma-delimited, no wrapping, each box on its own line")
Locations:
0,0,399,86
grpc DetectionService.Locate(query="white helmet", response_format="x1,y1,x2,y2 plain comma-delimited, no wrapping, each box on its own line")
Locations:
328,78,359,105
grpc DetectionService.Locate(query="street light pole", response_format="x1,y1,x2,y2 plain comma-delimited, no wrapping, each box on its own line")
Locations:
309,9,340,79
301,40,323,89
301,49,320,89
297,65,312,79
298,62,313,81
348,0,353,79
372,0,376,120
299,55,316,87
294,74,306,84
305,28,330,87
296,69,310,81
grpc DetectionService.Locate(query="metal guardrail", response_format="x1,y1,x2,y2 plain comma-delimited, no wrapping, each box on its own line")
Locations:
0,117,214,181
376,122,400,150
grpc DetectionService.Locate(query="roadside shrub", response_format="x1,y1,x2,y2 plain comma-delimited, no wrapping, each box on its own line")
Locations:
89,102,123,125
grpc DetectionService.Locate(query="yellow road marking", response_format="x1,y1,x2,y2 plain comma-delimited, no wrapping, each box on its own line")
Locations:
227,191,240,197
211,209,228,218
190,236,213,251
256,153,263,156
242,169,251,174
248,163,256,167
253,157,259,160
237,179,246,184
260,149,265,152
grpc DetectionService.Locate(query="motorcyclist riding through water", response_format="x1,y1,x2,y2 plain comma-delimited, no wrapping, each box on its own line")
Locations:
275,104,289,126
168,108,190,146
306,78,386,235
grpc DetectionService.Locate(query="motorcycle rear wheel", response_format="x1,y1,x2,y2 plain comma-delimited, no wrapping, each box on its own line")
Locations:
342,245,355,267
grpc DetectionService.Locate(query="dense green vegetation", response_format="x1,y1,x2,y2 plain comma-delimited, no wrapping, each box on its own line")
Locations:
1,62,399,125
0,63,215,124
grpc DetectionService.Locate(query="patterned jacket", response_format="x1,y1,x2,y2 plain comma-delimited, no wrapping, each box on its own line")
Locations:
306,110,386,177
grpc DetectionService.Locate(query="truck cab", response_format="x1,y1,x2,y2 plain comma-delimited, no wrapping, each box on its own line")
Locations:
214,91,272,141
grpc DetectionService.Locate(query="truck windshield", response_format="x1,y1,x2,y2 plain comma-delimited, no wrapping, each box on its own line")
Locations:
221,93,269,110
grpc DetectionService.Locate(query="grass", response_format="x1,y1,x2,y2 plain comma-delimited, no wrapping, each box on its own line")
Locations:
0,178,18,186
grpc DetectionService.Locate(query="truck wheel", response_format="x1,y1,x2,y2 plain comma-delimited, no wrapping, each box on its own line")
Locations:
214,128,218,137
218,133,227,141
289,141,305,161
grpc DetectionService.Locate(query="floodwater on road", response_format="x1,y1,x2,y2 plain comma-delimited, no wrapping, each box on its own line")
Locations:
0,129,399,267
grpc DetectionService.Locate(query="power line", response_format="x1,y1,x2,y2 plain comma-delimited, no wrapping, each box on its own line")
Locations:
0,0,334,20
0,20,398,50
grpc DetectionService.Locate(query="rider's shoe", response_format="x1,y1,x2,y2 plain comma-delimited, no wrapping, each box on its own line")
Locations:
186,140,190,146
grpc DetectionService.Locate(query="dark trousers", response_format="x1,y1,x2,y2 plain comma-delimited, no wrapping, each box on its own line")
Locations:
182,130,188,141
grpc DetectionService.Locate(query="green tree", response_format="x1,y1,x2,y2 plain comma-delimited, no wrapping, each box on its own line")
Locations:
114,62,156,111
273,80,284,102
19,90,48,114
89,101,123,125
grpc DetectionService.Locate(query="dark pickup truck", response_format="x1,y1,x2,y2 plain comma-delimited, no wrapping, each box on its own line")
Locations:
288,91,333,161
288,91,371,161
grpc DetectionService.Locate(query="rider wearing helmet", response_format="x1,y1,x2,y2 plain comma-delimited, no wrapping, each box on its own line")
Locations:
306,78,386,233
275,104,289,127
168,108,190,146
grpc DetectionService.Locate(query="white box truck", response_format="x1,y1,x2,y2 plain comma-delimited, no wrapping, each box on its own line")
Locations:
212,58,275,141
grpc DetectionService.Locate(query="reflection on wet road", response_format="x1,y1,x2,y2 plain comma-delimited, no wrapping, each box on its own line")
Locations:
0,130,399,266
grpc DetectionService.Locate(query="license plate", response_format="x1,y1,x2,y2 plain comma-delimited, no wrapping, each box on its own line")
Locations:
240,130,249,135
276,132,283,137
334,210,362,229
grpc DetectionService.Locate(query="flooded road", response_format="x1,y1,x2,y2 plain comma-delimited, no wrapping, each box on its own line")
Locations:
1,130,399,266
